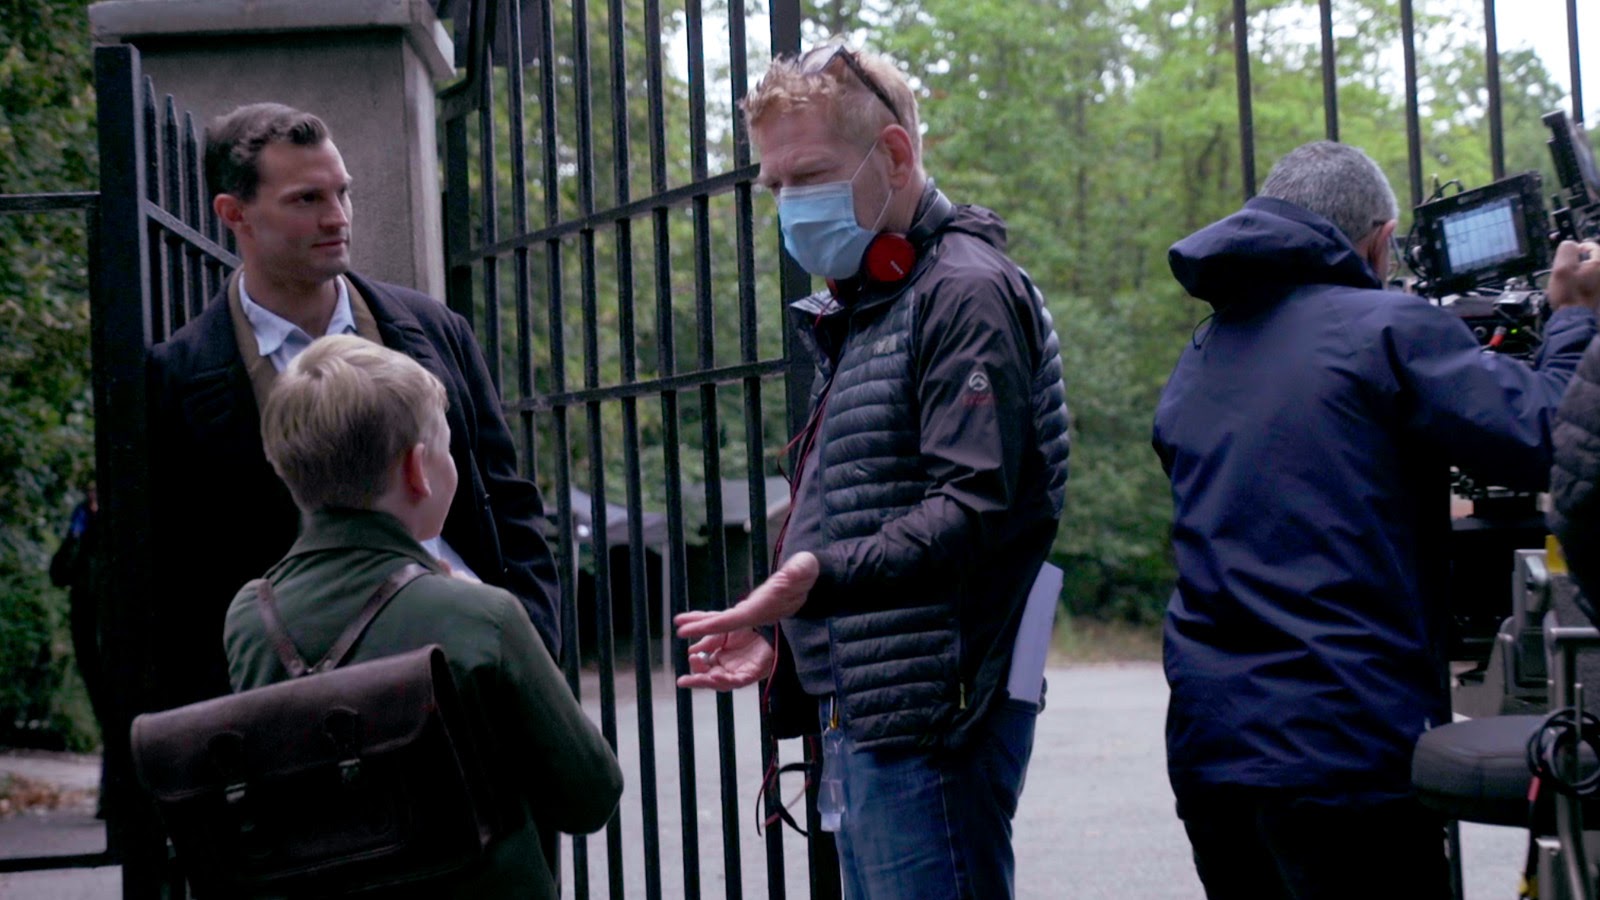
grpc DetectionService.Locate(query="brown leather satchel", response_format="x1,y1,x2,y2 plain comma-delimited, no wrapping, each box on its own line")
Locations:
131,563,497,897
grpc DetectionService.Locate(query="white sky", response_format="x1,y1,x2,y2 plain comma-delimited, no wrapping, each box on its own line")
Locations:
685,2,1600,138
1485,0,1598,122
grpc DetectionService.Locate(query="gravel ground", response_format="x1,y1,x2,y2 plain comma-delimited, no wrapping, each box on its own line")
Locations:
0,663,1529,899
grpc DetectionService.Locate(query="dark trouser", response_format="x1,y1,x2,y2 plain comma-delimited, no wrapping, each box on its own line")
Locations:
1179,788,1451,900
823,698,1038,900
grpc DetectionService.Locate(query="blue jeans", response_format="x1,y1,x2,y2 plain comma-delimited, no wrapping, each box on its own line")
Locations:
822,698,1038,900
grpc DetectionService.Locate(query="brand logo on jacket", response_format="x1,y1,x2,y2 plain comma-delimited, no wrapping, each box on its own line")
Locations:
963,369,994,406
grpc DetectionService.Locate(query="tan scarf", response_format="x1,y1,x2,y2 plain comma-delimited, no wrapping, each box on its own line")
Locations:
226,270,382,411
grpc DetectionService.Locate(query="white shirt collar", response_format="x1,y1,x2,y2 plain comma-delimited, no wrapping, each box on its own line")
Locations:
238,274,356,362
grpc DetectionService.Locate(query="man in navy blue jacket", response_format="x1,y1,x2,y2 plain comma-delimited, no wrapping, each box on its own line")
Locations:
1153,141,1600,898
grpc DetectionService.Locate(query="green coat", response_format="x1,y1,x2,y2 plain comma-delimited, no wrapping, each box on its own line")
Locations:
223,509,622,899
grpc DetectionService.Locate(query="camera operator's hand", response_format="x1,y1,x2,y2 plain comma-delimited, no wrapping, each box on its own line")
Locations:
1547,240,1600,312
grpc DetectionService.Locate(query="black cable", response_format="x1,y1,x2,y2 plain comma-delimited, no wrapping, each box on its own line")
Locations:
1526,706,1600,797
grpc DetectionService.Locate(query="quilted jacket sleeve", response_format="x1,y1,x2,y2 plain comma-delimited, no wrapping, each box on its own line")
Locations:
1551,331,1600,623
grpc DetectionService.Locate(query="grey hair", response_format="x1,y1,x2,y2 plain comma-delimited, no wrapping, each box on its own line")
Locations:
1259,141,1399,246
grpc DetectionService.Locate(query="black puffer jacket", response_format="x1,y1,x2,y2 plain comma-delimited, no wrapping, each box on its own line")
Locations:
776,188,1071,751
1552,333,1600,624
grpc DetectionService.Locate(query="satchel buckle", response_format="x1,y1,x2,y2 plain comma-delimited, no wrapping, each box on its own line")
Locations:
324,708,363,788
338,757,362,787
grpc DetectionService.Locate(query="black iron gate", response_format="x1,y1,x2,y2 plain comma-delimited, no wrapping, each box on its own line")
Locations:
435,0,829,897
40,13,835,897
94,44,240,898
0,43,236,894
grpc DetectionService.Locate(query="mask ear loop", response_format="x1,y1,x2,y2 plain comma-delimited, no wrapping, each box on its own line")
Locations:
849,137,894,235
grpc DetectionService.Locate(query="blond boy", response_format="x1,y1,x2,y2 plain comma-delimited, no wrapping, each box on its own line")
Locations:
223,334,620,899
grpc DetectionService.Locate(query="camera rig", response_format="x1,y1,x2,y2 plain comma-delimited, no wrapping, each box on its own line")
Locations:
1407,110,1600,346
1403,111,1600,660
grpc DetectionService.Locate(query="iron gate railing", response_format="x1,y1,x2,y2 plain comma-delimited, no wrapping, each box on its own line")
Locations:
0,190,106,878
91,44,240,899
0,44,238,890
436,0,826,897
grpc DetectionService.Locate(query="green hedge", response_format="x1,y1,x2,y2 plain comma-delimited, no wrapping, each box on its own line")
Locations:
0,557,98,751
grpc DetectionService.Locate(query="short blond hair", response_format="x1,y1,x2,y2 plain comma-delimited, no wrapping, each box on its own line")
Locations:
743,42,921,160
261,334,448,511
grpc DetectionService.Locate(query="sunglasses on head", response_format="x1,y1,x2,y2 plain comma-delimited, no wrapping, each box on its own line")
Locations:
799,44,903,128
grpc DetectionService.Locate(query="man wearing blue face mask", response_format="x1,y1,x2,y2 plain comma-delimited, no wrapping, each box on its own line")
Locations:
671,41,1072,900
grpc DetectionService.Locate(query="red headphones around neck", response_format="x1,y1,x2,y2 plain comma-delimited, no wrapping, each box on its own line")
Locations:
863,232,919,284
835,189,955,292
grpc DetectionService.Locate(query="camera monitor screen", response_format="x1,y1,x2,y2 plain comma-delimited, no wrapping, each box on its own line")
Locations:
1438,197,1526,277
1413,171,1550,293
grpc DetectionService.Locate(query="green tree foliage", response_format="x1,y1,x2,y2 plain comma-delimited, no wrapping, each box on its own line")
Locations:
467,0,1580,616
3,0,1583,647
0,0,98,745
860,0,1574,620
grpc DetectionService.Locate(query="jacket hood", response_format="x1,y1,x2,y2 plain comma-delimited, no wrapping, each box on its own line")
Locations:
1168,196,1382,309
944,200,1008,252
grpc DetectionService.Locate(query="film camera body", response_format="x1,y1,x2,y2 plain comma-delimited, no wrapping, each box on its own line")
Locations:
1404,111,1600,660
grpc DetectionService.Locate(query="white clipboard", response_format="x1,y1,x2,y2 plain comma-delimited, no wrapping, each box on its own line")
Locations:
1006,562,1062,705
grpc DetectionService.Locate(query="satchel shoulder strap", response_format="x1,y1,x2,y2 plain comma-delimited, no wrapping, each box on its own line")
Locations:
254,562,432,678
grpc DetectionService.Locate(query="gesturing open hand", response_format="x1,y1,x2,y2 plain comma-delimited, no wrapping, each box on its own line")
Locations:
673,552,820,691
677,628,775,690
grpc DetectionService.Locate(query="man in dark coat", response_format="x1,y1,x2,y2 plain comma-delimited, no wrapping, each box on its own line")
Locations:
670,43,1071,900
1153,140,1600,898
147,103,561,712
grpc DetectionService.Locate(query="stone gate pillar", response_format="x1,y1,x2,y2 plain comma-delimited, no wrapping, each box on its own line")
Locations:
89,0,454,297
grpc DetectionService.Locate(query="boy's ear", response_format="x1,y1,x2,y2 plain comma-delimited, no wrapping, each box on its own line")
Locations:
401,442,432,499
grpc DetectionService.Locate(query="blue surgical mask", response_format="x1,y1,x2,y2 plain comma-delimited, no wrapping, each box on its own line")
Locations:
778,141,890,279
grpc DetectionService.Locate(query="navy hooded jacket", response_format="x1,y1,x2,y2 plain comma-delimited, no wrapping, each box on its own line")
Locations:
1153,196,1597,805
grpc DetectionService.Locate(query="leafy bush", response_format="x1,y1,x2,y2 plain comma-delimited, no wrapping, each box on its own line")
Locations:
0,561,97,750
0,0,99,752
0,566,55,725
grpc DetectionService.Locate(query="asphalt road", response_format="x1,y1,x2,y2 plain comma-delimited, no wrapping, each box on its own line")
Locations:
0,663,1528,899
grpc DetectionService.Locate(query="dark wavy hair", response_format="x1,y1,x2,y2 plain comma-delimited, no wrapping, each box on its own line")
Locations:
203,103,329,202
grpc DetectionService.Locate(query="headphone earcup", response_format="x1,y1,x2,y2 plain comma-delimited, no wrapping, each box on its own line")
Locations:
863,233,917,285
